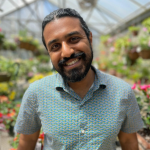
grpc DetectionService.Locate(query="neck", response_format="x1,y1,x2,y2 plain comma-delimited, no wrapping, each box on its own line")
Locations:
68,67,95,99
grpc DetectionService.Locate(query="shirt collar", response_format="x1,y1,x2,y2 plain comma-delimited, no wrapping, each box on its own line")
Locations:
55,66,107,91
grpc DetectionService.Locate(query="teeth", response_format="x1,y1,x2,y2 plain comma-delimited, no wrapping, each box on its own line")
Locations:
66,59,79,66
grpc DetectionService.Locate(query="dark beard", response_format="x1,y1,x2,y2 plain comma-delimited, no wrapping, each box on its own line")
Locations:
54,47,93,82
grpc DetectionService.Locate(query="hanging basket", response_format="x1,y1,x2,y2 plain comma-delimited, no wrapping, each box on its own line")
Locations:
0,73,11,82
128,51,139,60
139,50,150,59
132,31,139,36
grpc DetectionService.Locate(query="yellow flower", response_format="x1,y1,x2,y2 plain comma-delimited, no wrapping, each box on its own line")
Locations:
9,91,16,100
28,74,44,83
0,83,9,93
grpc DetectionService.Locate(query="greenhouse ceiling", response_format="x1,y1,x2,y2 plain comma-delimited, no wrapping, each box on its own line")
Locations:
0,0,150,37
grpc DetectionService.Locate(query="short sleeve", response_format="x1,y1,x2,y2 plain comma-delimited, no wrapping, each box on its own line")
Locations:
14,85,41,134
121,87,144,133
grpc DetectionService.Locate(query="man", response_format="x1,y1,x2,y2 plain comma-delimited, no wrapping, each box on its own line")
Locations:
15,8,143,150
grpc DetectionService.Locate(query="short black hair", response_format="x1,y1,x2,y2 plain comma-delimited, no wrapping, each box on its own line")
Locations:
42,8,90,50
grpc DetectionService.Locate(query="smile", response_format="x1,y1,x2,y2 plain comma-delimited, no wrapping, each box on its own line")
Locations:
66,58,79,66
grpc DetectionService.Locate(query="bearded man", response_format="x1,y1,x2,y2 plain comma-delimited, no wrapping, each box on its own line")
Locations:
15,8,143,150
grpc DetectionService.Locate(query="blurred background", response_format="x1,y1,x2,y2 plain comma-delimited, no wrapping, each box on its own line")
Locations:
0,0,150,150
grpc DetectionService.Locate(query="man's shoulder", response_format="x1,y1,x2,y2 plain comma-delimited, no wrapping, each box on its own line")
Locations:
29,73,58,89
97,69,131,89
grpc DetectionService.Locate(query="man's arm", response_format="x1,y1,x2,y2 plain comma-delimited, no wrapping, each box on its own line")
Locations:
118,130,139,150
17,130,40,150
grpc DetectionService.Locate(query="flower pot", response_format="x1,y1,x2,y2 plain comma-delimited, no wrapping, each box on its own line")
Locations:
128,51,139,60
0,73,11,82
132,31,139,36
139,50,150,59
8,125,15,136
137,133,150,150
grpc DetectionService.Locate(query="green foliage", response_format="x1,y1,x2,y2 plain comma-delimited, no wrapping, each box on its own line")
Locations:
0,33,5,44
37,55,50,63
2,41,17,50
100,35,110,43
128,26,140,32
0,101,21,130
139,36,150,50
142,17,150,32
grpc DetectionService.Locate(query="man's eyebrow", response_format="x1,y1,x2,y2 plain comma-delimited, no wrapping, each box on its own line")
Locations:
65,31,81,38
47,39,59,47
47,31,81,47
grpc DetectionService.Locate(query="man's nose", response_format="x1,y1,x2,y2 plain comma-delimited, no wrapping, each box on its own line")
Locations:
61,42,74,58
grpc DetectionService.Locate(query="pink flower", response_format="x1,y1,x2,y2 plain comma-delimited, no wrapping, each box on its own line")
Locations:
143,27,147,32
108,38,113,43
110,47,115,52
0,28,1,32
132,83,136,89
140,85,148,91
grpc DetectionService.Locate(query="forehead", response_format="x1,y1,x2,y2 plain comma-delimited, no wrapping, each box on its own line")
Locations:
43,17,85,41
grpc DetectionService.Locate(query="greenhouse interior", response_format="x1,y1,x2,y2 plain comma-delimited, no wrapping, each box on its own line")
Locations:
0,0,150,150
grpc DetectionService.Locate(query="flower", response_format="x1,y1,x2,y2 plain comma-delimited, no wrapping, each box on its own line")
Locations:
140,85,150,91
7,111,16,117
0,96,8,102
0,113,3,118
142,27,147,32
0,28,2,32
132,83,136,89
13,137,18,141
110,47,115,52
8,91,16,100
39,132,44,140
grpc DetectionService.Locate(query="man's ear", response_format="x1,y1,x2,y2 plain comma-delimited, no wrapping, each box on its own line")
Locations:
89,32,92,45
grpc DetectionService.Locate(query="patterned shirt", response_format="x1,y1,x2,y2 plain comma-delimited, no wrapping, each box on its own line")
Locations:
14,67,144,150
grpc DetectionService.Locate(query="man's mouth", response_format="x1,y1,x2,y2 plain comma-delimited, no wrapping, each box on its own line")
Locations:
65,58,79,66
58,52,85,67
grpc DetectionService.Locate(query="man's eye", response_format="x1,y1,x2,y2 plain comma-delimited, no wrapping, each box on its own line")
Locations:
51,44,60,51
70,37,80,42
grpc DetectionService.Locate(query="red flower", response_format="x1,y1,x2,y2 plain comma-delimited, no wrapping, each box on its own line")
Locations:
16,104,21,107
39,132,44,140
0,113,3,118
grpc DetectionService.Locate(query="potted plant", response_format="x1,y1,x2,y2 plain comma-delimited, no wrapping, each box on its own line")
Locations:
100,35,110,47
139,36,150,59
126,39,139,61
132,83,150,149
0,33,5,49
128,26,140,36
0,101,20,136
142,17,150,32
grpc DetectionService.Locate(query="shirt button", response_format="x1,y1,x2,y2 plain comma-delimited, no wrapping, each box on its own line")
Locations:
81,129,85,134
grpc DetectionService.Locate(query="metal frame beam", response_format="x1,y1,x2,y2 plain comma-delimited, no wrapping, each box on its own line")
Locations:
95,6,113,31
128,0,147,10
96,4,121,22
22,0,42,23
109,3,150,35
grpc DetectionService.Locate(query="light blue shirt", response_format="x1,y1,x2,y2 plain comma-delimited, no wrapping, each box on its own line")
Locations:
15,67,144,150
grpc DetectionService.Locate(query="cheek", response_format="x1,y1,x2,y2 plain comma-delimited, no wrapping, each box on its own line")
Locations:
49,52,61,66
74,41,90,51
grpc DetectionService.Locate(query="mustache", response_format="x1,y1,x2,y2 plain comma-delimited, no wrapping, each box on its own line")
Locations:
58,52,85,67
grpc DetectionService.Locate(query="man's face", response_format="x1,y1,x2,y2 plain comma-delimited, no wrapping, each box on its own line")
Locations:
43,17,93,82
